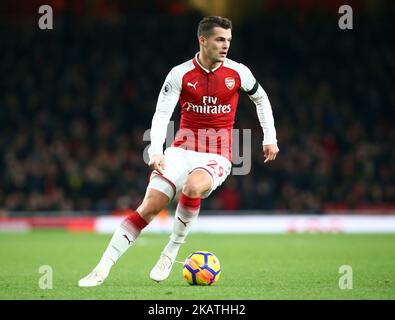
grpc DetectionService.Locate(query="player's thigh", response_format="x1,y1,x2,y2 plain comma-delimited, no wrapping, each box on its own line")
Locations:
188,152,232,199
148,147,189,199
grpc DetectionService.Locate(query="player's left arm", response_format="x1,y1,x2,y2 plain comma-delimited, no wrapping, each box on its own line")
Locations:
239,64,279,163
148,67,181,173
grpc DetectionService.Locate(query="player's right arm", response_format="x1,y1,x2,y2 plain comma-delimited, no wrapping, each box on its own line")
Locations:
148,67,181,174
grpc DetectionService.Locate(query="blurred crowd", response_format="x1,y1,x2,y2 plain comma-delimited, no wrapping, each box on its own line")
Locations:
0,8,394,214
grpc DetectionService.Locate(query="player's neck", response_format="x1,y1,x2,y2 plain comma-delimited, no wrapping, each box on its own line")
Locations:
197,52,221,72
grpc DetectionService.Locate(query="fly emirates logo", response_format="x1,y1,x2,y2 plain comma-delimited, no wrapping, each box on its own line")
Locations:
185,96,231,114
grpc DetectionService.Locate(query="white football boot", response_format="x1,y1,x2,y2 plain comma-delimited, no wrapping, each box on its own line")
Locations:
150,253,175,282
78,269,109,287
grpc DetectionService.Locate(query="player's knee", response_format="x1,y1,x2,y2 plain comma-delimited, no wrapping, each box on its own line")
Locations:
182,182,202,198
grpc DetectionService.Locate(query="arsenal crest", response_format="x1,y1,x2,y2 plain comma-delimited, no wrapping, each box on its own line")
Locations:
224,77,235,90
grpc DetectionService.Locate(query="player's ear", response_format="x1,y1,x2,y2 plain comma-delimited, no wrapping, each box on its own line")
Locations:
198,35,206,47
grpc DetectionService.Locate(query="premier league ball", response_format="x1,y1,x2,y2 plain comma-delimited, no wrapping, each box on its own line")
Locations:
182,251,221,286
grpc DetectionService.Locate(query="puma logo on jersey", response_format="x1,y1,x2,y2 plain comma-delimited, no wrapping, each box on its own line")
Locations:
187,81,198,90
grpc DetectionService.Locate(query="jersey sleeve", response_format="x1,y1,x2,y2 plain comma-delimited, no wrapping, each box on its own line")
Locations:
239,64,278,145
148,67,182,160
238,63,259,94
249,85,278,145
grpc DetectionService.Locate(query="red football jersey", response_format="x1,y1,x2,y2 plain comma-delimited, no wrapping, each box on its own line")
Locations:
149,53,276,162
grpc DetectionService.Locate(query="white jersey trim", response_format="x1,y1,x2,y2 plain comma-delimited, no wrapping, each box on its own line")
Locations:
194,52,223,73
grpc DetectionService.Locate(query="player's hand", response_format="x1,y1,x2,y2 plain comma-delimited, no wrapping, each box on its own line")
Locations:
149,154,166,174
263,144,279,163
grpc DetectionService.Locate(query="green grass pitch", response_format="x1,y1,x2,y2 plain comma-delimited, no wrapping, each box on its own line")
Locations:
0,231,394,299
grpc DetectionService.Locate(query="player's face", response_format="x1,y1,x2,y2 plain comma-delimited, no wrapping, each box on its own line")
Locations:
200,27,232,63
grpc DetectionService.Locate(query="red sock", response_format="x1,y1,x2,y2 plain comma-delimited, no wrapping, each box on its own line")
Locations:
101,210,149,264
179,193,201,214
121,211,148,238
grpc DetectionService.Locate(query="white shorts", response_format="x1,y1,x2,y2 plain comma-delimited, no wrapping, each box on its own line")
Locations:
148,147,232,200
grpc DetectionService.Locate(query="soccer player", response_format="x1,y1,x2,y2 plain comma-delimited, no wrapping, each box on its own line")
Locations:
79,16,279,287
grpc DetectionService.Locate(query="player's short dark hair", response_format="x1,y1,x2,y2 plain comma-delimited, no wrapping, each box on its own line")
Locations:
197,16,232,38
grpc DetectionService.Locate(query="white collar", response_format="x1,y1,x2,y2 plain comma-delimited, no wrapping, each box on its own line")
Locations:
195,52,223,73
